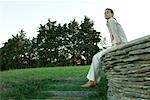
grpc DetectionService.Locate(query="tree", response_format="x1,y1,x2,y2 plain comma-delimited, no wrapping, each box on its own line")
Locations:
79,16,102,64
66,19,79,65
0,30,28,70
37,19,59,66
0,17,108,70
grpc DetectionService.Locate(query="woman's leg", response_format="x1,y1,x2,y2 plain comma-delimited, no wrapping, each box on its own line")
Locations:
87,52,103,83
81,48,110,87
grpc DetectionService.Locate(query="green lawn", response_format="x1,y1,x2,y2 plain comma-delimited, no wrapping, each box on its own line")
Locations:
0,66,107,100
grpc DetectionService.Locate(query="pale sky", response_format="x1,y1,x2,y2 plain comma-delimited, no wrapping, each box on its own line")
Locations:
0,0,150,47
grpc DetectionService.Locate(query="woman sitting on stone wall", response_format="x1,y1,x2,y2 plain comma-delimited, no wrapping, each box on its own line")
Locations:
81,8,128,87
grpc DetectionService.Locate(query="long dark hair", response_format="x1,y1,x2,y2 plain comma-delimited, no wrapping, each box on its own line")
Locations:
105,8,117,20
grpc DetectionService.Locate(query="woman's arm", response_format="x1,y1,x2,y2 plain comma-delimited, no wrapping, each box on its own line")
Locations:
108,19,122,44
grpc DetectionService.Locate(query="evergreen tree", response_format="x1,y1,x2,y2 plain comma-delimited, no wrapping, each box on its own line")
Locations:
37,19,58,66
0,30,28,70
0,17,108,70
55,23,68,66
66,19,79,65
79,16,101,64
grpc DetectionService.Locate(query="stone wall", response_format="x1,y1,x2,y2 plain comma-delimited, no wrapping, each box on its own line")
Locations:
101,35,150,100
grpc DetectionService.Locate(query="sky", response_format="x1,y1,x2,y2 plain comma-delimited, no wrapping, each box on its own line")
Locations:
0,0,150,47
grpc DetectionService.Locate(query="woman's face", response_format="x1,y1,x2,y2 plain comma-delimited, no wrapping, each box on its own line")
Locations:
104,10,113,19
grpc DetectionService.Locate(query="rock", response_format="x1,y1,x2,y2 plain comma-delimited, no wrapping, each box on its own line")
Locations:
101,35,150,100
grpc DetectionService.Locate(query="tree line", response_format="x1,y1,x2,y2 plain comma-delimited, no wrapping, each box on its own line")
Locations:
0,16,107,71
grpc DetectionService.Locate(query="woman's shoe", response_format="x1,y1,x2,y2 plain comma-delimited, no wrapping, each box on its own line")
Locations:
81,80,96,88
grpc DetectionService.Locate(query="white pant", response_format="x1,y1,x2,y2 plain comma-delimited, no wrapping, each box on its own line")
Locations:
87,47,113,83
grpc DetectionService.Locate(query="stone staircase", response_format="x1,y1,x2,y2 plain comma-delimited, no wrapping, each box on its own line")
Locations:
35,78,101,100
42,91,99,100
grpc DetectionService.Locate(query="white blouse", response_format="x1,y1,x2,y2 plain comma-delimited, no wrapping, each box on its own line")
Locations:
106,17,128,46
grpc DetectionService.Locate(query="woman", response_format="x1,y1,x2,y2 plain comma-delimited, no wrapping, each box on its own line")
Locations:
81,8,128,87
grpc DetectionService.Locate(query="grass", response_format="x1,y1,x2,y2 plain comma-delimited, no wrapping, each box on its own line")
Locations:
0,65,107,100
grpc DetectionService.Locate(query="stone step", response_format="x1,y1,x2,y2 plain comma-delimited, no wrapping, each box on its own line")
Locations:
42,91,99,97
46,83,97,91
51,78,85,83
46,96,83,100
